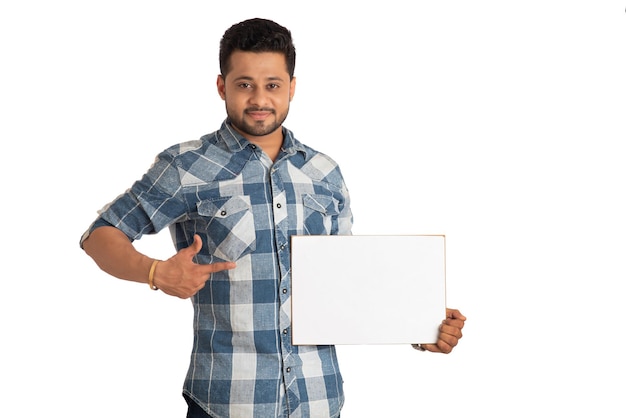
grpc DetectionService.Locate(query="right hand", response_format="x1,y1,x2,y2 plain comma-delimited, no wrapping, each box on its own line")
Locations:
153,234,236,298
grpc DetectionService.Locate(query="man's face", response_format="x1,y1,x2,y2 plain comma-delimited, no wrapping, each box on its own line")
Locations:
217,51,296,139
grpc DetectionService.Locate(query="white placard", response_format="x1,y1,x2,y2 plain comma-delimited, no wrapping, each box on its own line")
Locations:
290,235,446,345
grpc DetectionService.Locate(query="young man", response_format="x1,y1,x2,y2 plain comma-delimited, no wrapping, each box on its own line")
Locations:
81,18,465,418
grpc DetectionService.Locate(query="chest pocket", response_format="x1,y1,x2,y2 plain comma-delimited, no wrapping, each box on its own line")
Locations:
197,196,256,262
302,194,339,235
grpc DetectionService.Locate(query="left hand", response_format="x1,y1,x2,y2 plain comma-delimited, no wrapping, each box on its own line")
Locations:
421,308,466,354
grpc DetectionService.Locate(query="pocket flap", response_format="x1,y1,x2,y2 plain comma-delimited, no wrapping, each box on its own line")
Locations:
302,194,338,216
197,196,251,218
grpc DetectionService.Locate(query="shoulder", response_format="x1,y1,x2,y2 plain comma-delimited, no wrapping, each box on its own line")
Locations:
146,131,245,185
292,140,347,189
160,132,219,159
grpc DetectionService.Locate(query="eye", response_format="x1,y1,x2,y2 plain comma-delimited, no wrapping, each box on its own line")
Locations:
267,83,280,90
238,82,252,89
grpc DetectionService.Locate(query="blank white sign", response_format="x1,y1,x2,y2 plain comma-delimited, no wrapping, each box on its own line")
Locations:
290,235,446,345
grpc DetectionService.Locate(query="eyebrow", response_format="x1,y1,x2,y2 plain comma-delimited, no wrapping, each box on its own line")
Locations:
232,75,286,83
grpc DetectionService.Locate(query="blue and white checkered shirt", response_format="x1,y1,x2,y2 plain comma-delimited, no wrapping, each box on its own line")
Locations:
82,120,352,418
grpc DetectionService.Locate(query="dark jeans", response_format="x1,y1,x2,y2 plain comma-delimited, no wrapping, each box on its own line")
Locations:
184,394,340,417
185,394,212,418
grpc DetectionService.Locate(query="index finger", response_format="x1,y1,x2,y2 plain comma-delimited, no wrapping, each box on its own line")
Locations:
198,260,237,276
446,308,466,321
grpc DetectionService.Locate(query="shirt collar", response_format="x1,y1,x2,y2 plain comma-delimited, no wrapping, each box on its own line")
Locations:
218,119,308,159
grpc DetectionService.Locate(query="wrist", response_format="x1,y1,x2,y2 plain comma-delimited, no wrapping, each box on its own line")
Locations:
148,259,160,290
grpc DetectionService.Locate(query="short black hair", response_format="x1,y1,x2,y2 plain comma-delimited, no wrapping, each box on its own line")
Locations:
219,18,296,79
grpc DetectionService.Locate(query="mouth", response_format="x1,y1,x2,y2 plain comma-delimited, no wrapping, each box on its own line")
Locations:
245,108,274,121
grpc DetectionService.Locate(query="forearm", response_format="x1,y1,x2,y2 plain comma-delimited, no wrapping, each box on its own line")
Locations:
82,226,154,285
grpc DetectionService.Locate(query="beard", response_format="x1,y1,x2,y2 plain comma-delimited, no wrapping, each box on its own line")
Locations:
227,106,289,137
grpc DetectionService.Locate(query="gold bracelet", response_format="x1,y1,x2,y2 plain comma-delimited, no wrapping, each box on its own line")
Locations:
148,259,160,290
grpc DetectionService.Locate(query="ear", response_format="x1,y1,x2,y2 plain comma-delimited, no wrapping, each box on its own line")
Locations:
217,74,226,100
289,76,296,102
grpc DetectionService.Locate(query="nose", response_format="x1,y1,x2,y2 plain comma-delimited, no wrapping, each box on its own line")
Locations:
249,87,270,108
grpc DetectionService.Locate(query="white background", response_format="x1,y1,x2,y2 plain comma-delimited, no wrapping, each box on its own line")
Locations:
1,1,625,417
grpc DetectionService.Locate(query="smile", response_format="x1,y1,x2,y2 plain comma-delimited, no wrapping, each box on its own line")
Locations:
246,109,274,121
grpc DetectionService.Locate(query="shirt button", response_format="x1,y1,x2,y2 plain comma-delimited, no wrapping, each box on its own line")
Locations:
220,210,227,216
276,203,282,209
282,288,287,294
286,367,291,373
283,329,288,335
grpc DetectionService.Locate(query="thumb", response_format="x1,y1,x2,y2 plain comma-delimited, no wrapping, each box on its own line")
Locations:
181,234,203,259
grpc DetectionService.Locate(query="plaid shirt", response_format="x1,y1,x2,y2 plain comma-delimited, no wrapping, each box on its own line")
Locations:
82,120,352,418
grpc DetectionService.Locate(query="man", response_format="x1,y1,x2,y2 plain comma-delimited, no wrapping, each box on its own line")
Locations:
81,18,465,418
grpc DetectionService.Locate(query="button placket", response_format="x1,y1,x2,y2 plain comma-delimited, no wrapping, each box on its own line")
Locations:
270,164,297,396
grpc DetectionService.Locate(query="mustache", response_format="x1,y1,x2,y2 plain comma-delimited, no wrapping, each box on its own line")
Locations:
245,107,275,114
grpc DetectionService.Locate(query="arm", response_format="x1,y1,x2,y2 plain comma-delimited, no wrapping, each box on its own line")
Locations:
82,226,235,299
